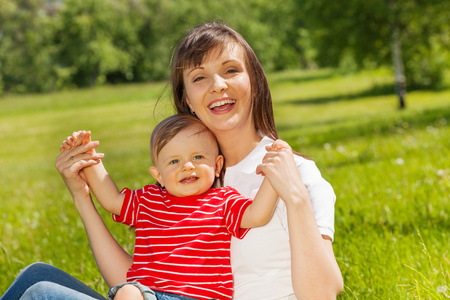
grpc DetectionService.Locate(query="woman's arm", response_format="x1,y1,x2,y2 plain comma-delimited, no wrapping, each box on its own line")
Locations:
260,147,343,299
74,193,132,287
240,140,291,228
285,190,343,299
55,142,132,287
61,131,125,216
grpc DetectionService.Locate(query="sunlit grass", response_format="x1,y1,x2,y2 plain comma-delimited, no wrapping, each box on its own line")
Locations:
1,68,449,298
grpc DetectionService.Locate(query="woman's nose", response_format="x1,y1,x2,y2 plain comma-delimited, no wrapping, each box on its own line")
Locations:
210,74,227,93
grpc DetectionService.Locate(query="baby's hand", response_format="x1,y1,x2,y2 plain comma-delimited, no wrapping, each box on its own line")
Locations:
266,139,292,152
60,131,93,153
257,139,292,176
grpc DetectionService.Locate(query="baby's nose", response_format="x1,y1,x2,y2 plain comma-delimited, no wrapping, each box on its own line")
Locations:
182,161,195,171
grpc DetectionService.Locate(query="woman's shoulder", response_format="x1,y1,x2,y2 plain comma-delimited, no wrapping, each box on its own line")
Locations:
292,153,333,186
291,150,314,169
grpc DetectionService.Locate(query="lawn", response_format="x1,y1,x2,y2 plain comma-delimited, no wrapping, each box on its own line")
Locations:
1,68,449,299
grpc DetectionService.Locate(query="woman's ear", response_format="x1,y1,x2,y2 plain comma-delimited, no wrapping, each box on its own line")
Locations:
215,155,224,177
185,96,194,111
149,166,164,187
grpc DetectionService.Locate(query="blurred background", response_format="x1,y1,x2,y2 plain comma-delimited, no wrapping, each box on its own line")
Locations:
0,0,449,97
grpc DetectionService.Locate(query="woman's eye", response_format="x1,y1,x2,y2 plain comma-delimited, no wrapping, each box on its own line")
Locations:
193,76,204,83
169,159,179,165
226,68,239,74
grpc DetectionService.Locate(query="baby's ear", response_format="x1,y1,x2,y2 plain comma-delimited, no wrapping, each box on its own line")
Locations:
149,166,164,187
215,155,224,177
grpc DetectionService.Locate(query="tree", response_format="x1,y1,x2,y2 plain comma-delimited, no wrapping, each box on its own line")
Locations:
55,0,140,87
0,0,317,94
388,0,406,109
0,0,60,93
299,0,450,107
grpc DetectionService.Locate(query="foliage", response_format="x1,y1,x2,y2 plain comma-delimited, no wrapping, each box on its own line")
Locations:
300,0,450,88
0,0,449,93
54,0,138,86
0,68,449,298
0,0,59,92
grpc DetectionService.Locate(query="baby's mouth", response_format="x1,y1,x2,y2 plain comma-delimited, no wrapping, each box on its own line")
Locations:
180,176,199,184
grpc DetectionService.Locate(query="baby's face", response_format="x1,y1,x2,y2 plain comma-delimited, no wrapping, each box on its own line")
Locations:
151,125,223,197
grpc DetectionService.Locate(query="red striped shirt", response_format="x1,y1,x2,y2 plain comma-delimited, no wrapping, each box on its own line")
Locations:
113,185,252,300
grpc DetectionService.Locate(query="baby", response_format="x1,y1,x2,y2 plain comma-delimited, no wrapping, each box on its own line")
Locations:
62,114,290,300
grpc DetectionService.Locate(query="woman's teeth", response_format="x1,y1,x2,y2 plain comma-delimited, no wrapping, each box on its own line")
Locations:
209,99,236,109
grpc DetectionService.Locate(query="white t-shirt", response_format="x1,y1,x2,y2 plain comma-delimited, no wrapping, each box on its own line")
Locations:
224,136,336,300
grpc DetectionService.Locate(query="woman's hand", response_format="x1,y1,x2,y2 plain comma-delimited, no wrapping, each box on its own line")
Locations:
256,139,310,207
55,139,104,201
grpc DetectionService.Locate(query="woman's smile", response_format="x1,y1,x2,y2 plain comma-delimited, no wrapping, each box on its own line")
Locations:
208,98,236,113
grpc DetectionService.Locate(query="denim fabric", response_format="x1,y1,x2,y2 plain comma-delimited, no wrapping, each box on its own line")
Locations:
154,291,199,300
108,282,156,300
19,281,103,300
108,282,198,300
0,263,106,300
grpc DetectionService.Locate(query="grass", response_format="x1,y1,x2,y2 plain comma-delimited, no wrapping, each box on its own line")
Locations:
1,68,449,298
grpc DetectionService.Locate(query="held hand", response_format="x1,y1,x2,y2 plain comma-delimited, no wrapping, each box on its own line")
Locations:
55,140,104,201
256,139,291,176
256,140,309,206
267,139,292,152
60,131,94,153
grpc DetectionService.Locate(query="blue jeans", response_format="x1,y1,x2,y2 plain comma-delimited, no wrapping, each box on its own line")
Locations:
0,263,106,300
154,291,199,300
108,282,199,300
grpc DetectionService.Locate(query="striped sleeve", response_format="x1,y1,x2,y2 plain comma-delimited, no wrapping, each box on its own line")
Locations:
222,187,252,239
112,187,138,227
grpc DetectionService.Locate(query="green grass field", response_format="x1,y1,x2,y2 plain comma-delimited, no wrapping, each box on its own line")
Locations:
1,68,449,299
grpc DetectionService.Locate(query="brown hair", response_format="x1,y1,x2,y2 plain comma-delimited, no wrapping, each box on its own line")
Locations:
170,22,279,140
150,114,224,186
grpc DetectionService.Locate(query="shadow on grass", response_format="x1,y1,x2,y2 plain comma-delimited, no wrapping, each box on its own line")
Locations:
268,69,338,85
339,210,450,238
286,84,395,106
278,105,450,148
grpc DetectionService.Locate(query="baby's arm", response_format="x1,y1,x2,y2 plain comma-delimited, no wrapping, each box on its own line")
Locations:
62,131,124,216
240,139,291,228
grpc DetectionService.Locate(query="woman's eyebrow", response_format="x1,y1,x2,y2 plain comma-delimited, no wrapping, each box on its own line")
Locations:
187,59,241,76
187,66,204,76
222,59,239,65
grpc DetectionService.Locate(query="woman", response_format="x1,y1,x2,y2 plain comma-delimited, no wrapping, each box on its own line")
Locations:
171,22,342,299
1,22,342,300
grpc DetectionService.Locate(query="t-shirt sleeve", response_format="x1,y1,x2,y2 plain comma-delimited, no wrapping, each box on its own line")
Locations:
222,187,253,239
298,158,336,241
112,187,138,227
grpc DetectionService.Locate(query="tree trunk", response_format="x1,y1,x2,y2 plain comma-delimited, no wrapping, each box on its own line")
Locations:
389,1,407,109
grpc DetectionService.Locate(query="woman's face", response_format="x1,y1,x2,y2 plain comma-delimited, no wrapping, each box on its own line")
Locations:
183,44,253,136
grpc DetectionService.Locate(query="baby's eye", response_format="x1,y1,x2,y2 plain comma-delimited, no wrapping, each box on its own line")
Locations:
169,159,179,165
193,155,204,160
